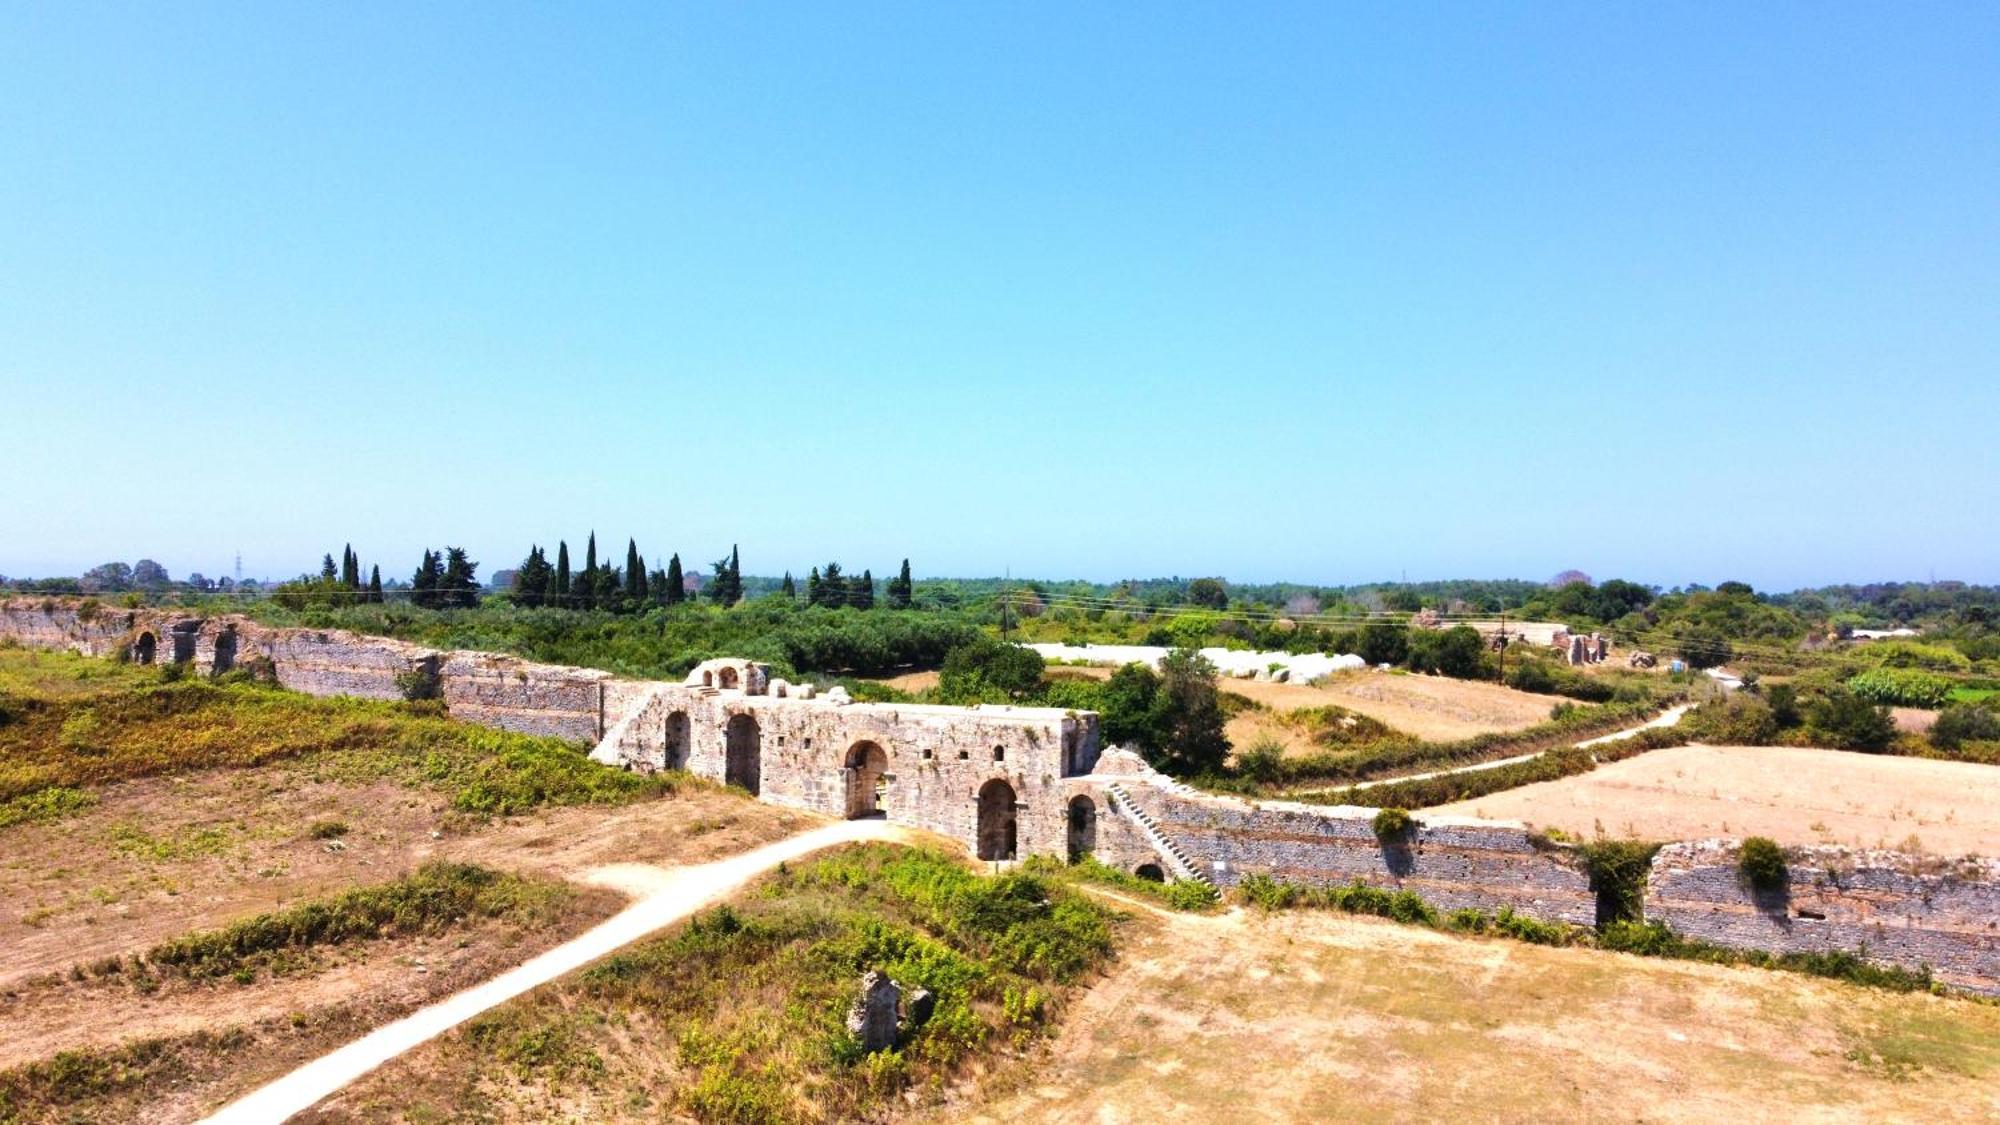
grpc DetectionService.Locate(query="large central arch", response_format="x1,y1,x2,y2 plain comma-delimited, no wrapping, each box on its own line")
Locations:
662,710,691,771
976,779,1018,861
724,714,761,795
132,632,157,665
844,741,889,819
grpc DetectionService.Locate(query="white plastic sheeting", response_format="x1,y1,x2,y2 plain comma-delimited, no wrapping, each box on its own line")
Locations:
1025,642,1366,682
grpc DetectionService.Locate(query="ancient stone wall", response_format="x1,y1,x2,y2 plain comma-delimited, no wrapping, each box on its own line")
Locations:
2,599,1996,992
1109,778,1598,924
1647,841,2000,995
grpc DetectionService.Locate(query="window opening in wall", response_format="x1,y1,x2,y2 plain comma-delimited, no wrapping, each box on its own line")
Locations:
804,738,813,750
922,748,934,760
992,745,1005,762
958,749,969,760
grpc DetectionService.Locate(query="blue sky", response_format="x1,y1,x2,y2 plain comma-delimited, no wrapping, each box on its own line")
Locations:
2,4,1994,590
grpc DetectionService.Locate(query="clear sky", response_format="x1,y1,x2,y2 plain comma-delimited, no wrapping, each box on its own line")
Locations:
2,4,1995,591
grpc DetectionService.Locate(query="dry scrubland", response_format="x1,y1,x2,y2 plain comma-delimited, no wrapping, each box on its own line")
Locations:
0,647,803,1121
1433,744,2000,855
884,665,1567,752
965,904,2000,1124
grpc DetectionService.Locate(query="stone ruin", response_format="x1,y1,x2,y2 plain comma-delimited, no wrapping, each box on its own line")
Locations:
846,970,901,1052
1550,628,1610,666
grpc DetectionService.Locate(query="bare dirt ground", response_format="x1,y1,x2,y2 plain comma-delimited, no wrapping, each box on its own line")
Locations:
957,905,2000,1123
1431,744,2000,855
886,667,1559,743
0,768,805,992
0,769,808,1122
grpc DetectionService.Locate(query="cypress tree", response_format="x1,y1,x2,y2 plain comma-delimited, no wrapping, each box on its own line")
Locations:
341,545,359,590
806,566,822,606
555,541,572,605
581,533,598,611
412,549,442,609
626,539,646,601
781,571,796,600
368,565,382,604
440,547,479,609
321,553,338,582
853,569,875,610
889,558,913,609
726,544,742,605
664,554,684,606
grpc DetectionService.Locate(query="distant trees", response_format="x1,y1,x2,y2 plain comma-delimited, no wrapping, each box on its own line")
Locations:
1186,578,1227,609
663,554,685,605
937,635,1045,703
781,572,797,600
1099,650,1229,776
709,545,743,606
512,547,555,607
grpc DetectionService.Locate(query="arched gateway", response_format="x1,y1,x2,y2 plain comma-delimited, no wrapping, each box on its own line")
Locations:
724,714,761,795
845,741,889,818
976,779,1018,861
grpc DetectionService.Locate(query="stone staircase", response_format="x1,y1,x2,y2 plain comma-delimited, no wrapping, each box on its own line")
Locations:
1105,781,1211,886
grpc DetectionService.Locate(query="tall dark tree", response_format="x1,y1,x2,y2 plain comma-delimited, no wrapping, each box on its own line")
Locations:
367,565,382,604
625,539,647,602
663,554,685,606
781,571,797,600
513,546,551,608
887,558,913,609
852,569,876,610
341,545,359,590
321,553,338,582
440,547,480,609
806,566,822,607
580,533,599,611
814,562,846,608
412,549,443,608
708,544,742,606
555,541,572,605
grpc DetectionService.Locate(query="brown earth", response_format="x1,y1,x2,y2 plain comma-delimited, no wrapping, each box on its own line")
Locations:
956,903,2000,1123
880,667,1558,743
0,767,805,992
1431,744,2000,855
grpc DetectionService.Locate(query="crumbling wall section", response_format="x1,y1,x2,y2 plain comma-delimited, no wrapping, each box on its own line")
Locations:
1647,841,2000,995
1110,779,1597,924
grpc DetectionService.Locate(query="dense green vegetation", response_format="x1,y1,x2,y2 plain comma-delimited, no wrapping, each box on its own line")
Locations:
0,648,687,824
391,844,1116,1122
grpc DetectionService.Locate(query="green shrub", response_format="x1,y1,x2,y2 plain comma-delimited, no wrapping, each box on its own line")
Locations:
1929,703,2000,751
1807,688,1897,751
1683,694,1777,745
1846,668,1952,708
1575,838,1661,924
308,819,350,840
1371,807,1416,841
1737,837,1788,893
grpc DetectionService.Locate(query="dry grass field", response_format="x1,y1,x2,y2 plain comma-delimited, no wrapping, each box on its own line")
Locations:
887,666,1560,743
1431,744,2000,855
959,903,2000,1124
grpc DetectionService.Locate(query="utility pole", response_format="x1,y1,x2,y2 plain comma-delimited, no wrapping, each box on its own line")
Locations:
1000,566,1012,639
1496,608,1508,684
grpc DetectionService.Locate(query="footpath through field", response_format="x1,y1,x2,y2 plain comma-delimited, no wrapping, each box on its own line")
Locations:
199,818,915,1125
1294,705,1690,800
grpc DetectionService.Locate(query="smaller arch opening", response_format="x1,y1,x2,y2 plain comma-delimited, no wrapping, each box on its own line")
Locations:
1134,863,1165,883
717,666,740,690
132,632,158,665
992,745,1005,762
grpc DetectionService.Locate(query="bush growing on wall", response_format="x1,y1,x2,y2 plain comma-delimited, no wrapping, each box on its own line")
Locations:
1371,807,1416,841
1737,837,1788,893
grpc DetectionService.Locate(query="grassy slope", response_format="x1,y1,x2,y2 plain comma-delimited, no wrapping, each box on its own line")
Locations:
315,844,1119,1124
0,647,683,822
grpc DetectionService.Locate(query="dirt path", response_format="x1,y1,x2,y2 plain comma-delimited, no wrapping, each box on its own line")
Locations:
199,818,916,1125
1290,705,1689,800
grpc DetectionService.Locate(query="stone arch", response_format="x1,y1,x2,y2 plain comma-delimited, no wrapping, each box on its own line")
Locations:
717,666,740,691
724,713,761,795
702,670,714,688
1066,795,1097,864
170,622,199,664
844,740,889,818
132,631,157,665
976,779,1018,861
662,710,691,771
1134,863,1165,883
212,629,238,674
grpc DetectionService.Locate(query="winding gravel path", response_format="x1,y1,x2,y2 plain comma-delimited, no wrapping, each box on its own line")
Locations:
200,817,913,1125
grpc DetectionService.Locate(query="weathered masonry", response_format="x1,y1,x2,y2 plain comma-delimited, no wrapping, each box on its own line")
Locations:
2,598,1995,995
